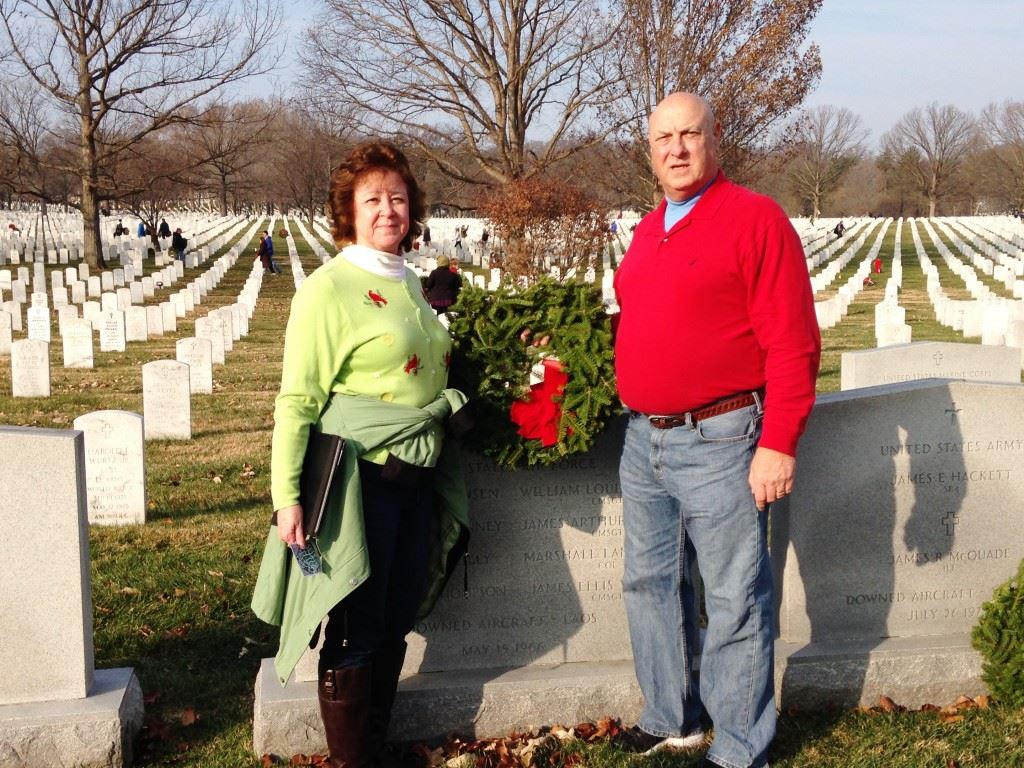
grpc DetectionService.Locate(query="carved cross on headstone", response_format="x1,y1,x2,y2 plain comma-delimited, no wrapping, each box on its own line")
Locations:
945,403,962,424
933,351,944,366
941,510,960,536
100,422,113,439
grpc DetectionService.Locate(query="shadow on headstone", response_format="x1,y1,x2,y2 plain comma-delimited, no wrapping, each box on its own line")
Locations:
253,417,642,757
773,379,1024,709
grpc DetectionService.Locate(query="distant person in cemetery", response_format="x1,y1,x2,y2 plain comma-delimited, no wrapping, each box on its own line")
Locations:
158,218,172,239
263,230,282,274
252,139,469,768
7,222,19,233
833,220,845,238
137,221,146,238
256,231,273,273
421,224,431,246
480,227,489,246
613,92,820,768
862,274,876,288
425,253,462,313
113,219,126,237
872,256,883,274
171,228,187,259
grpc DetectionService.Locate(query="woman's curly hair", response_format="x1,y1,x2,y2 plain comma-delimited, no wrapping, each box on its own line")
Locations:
327,140,426,253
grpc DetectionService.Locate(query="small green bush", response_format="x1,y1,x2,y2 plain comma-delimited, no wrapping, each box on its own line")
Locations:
972,557,1024,707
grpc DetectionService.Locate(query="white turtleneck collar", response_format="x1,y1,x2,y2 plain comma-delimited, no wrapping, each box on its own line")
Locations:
341,243,407,280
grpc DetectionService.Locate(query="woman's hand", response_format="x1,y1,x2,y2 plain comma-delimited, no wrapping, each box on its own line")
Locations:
275,504,307,548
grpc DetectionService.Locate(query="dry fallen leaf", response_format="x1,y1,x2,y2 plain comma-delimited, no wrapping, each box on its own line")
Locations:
879,695,900,712
178,707,199,726
207,570,224,578
120,587,141,596
973,694,990,709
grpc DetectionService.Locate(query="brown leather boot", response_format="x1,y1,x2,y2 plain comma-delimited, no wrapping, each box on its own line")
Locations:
367,640,408,767
318,663,374,768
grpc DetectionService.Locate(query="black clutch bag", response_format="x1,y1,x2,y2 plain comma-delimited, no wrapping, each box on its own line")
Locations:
298,429,345,538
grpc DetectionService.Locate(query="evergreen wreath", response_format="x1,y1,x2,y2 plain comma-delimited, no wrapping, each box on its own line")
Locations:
971,557,1024,706
446,278,618,468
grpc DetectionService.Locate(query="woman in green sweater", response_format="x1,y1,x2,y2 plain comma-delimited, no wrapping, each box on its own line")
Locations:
255,140,469,768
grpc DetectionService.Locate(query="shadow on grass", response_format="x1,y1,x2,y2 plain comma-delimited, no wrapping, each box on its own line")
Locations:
101,614,277,767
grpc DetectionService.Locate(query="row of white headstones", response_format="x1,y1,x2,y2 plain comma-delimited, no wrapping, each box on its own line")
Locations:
3,215,286,528
800,214,1024,367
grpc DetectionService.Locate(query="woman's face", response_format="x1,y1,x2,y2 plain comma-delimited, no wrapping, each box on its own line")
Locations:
352,169,409,254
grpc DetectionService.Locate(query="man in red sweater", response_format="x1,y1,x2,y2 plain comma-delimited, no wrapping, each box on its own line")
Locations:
613,93,820,768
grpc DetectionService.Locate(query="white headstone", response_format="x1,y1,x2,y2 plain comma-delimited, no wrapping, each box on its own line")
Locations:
72,410,146,526
129,281,144,304
0,426,93,704
194,315,225,364
145,305,164,337
26,305,51,343
100,292,119,313
124,305,148,342
175,337,213,395
10,338,50,397
82,300,102,327
62,318,94,369
98,310,126,352
0,310,11,355
160,301,177,334
2,300,22,332
142,360,192,440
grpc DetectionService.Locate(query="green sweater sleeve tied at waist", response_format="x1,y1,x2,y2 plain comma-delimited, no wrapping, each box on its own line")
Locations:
251,389,471,686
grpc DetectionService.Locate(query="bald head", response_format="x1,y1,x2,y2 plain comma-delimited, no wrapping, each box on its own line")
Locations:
648,92,721,201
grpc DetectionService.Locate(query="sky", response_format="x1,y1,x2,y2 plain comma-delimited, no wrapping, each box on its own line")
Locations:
804,1,1020,146
259,0,1022,148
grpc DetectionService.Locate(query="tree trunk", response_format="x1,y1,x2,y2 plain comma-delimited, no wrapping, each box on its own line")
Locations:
79,177,105,268
220,174,229,217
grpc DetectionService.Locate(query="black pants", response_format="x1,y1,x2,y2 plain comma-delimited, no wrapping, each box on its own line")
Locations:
319,460,433,672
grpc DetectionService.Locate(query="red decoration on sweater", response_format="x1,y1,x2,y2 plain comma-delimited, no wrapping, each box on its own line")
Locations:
404,354,421,375
509,358,569,447
366,289,388,307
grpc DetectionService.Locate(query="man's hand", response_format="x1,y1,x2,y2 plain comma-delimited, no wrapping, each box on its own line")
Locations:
748,446,796,511
275,504,307,548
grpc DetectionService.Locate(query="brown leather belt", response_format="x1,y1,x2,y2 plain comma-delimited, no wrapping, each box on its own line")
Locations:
641,391,761,430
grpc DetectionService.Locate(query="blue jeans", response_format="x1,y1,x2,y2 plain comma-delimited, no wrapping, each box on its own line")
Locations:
620,401,775,768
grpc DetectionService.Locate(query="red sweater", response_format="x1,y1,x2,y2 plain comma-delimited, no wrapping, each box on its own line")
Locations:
614,174,820,456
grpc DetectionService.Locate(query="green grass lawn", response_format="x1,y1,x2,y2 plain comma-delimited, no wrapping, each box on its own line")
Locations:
0,218,1021,767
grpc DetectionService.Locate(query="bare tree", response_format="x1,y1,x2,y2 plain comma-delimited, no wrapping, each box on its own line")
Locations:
610,0,823,206
268,105,350,224
0,0,279,266
189,100,279,216
302,0,622,187
787,105,868,220
881,102,975,218
979,100,1024,210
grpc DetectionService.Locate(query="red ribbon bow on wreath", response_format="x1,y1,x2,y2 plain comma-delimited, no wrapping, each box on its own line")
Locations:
509,357,569,447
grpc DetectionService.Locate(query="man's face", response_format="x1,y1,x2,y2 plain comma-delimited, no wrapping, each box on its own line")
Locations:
648,95,721,202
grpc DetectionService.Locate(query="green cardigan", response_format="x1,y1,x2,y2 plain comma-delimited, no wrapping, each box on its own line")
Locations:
251,390,470,685
271,254,452,510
